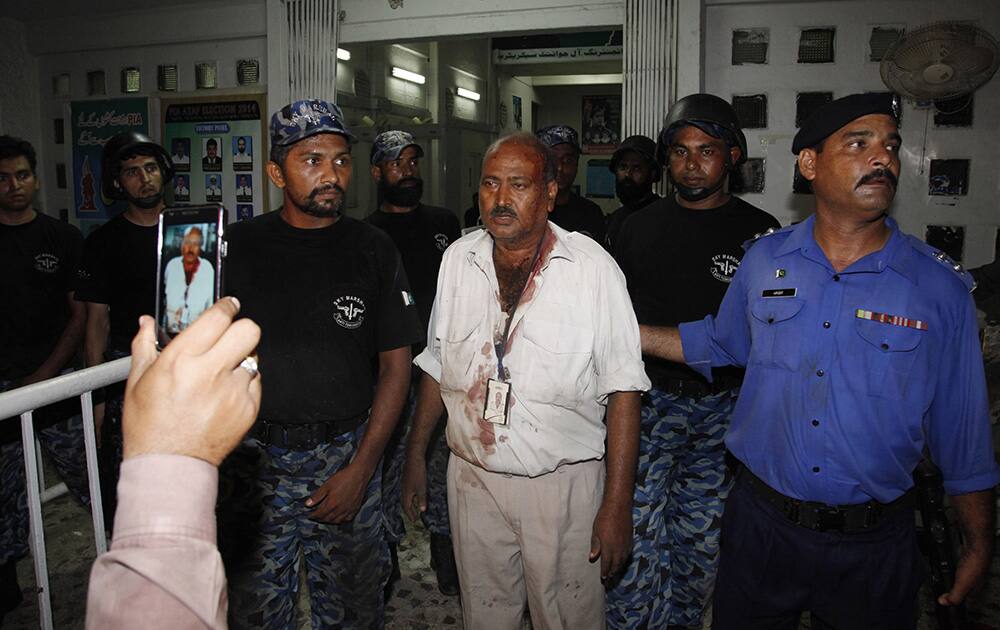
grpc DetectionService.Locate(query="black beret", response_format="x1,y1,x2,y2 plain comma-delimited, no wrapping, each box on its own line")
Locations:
791,93,900,154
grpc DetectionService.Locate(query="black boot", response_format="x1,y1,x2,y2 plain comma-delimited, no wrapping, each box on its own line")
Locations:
429,533,460,596
0,559,23,615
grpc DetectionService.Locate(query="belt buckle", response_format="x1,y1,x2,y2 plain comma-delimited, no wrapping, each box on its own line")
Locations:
284,424,312,449
812,505,845,532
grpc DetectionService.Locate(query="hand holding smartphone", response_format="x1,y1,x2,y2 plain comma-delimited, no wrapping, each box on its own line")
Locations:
154,205,227,347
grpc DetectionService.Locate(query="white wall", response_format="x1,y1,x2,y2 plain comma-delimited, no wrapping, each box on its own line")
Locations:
339,0,623,44
705,0,1000,266
439,38,490,126
0,17,43,207
536,82,623,213
498,75,539,134
23,1,268,225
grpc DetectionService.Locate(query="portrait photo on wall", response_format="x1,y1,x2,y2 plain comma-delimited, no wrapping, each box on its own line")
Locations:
581,95,622,154
202,136,223,171
159,222,218,334
237,204,254,221
205,174,222,202
232,135,253,170
235,174,253,202
173,174,190,201
171,137,191,171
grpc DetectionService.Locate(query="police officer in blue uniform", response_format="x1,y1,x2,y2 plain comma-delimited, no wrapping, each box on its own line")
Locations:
640,92,999,629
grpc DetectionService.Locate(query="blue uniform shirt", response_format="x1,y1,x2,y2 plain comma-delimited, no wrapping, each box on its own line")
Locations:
680,215,1000,504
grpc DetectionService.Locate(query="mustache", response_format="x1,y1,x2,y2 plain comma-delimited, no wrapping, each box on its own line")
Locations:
489,204,517,219
397,177,422,187
856,168,898,189
309,183,346,199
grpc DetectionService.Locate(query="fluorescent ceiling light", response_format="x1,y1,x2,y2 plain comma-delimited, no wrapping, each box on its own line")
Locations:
336,48,351,61
456,87,481,101
392,66,425,85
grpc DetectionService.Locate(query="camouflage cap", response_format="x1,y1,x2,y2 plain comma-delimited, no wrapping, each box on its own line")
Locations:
370,130,424,165
269,99,356,147
535,124,580,151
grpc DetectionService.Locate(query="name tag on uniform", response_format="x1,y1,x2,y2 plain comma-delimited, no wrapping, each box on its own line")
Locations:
484,379,511,425
762,288,797,298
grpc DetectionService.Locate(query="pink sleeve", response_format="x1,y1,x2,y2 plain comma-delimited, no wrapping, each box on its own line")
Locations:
85,454,228,630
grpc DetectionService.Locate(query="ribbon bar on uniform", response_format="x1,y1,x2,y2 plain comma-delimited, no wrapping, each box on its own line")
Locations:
855,308,928,331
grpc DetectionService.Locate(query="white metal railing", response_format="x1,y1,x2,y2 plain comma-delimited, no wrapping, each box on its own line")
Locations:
0,357,130,630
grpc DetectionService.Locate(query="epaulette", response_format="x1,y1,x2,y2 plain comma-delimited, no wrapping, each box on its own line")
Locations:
909,236,976,293
742,225,791,252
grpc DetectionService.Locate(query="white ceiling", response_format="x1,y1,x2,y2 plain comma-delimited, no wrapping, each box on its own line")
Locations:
0,0,252,24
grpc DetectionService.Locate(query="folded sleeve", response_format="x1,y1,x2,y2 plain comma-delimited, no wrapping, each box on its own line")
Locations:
592,254,650,401
926,295,1000,495
414,261,445,383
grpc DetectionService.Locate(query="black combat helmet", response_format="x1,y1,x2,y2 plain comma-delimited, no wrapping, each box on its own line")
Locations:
100,131,175,201
655,93,748,167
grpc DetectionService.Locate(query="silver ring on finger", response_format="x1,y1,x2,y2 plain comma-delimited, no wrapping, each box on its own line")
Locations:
238,356,259,378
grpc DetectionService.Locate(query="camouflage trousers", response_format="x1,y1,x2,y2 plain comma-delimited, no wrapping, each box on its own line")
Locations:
606,387,736,629
218,422,390,630
0,379,90,564
381,387,451,542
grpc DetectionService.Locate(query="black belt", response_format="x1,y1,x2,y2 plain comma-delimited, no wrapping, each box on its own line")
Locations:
743,468,914,533
652,376,739,399
251,411,369,449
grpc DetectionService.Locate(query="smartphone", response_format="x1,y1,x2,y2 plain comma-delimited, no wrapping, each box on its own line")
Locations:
154,205,227,347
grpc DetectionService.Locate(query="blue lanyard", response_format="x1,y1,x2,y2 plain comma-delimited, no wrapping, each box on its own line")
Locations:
494,239,543,381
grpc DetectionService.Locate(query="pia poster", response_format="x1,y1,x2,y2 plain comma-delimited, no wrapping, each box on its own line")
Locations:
161,96,267,221
71,97,149,220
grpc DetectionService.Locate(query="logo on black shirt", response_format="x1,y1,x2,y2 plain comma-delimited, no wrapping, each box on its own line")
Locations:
434,233,450,252
34,253,60,273
333,295,366,329
710,254,740,283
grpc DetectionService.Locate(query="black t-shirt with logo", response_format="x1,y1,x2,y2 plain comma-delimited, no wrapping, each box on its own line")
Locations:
75,214,158,354
0,213,83,380
224,210,423,427
548,191,607,244
614,194,780,386
365,204,460,335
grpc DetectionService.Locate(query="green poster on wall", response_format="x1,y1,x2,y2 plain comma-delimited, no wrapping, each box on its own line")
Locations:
71,97,149,220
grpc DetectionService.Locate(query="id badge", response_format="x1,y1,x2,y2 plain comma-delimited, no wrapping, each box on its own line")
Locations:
484,378,511,425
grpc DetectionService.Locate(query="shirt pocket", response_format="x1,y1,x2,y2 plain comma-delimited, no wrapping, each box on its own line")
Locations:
748,297,805,370
853,318,924,399
439,304,488,390
517,319,595,407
